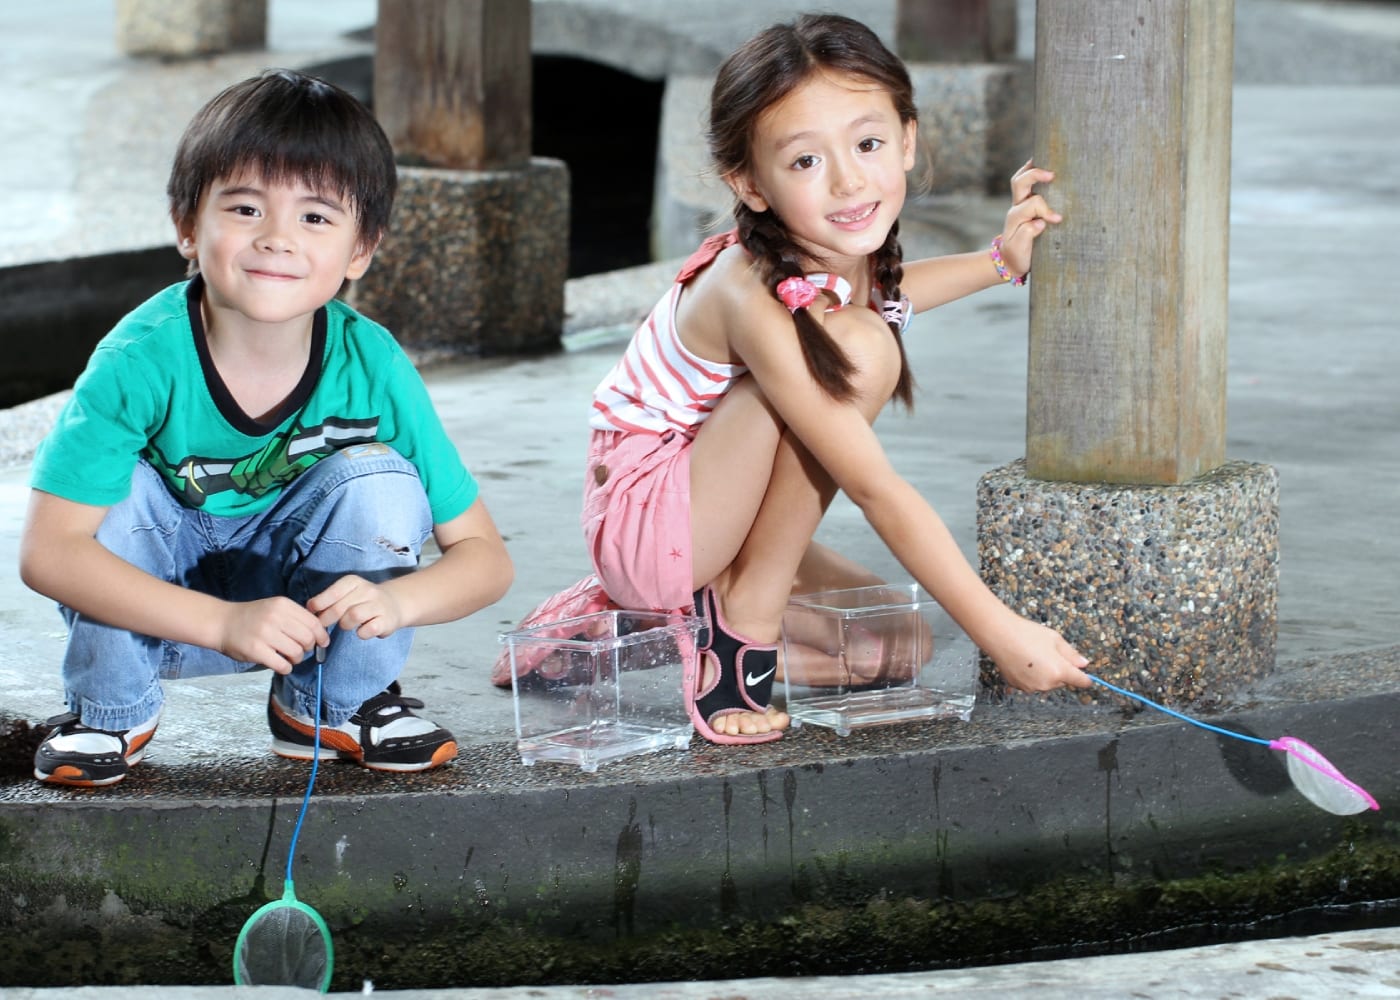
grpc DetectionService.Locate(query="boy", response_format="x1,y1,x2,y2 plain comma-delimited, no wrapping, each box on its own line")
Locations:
20,69,513,787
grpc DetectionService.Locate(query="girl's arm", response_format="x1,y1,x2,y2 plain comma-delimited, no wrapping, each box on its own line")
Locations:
731,297,1088,692
901,161,1062,314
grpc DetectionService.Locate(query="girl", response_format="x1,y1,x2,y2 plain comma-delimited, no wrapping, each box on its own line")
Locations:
500,13,1091,744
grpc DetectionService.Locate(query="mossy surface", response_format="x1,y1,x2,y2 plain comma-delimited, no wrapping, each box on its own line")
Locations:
4,823,1398,989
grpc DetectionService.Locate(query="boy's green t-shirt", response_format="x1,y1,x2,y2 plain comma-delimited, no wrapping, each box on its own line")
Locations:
31,278,478,523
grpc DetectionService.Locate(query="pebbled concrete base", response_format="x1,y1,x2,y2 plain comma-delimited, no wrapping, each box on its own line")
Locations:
351,160,571,357
115,0,266,58
977,459,1279,707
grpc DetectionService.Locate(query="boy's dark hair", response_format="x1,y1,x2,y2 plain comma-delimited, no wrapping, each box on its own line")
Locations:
167,69,396,248
709,14,917,407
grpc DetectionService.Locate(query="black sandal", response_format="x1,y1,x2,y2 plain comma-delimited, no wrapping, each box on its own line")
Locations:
685,586,783,745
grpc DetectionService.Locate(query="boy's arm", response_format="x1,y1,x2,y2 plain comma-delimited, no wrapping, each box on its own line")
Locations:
308,497,513,638
19,489,328,672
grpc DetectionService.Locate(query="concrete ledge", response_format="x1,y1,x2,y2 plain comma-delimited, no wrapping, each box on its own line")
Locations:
3,646,1396,989
351,159,570,357
976,460,1279,706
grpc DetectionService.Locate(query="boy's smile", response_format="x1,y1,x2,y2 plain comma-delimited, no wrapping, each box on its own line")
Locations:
176,171,376,336
727,69,917,276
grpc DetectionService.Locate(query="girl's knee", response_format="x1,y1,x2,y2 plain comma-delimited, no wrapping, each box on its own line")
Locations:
835,324,903,415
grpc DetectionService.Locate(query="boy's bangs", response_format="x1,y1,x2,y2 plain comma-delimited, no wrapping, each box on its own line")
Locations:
216,121,362,210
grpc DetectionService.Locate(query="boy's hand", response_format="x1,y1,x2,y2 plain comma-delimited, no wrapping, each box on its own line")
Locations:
308,574,406,640
221,597,329,674
998,160,1062,278
985,615,1091,693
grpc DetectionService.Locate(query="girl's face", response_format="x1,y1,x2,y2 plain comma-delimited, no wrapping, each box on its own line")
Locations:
175,168,376,333
727,69,917,272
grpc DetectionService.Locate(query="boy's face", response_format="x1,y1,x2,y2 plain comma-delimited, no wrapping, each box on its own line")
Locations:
174,169,377,330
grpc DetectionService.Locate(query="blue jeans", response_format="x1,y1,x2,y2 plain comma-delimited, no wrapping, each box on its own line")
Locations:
60,444,433,730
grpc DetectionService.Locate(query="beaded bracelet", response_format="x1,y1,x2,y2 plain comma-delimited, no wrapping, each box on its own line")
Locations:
989,235,1028,287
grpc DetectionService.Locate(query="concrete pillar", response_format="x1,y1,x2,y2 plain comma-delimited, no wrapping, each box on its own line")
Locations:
896,0,1017,63
351,0,568,355
899,0,1029,198
115,0,265,57
976,0,1279,707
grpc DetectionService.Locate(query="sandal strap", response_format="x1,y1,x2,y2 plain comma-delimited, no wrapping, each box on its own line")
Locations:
692,586,778,720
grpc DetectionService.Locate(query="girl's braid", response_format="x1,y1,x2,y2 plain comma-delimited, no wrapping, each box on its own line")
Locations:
737,205,916,408
736,203,857,403
871,221,915,407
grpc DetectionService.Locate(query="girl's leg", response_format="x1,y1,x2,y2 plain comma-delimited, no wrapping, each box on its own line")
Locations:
688,322,903,736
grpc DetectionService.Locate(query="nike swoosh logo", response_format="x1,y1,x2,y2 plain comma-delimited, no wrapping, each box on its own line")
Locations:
745,667,777,687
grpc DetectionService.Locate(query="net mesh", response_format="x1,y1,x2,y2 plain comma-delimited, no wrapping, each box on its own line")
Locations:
1276,736,1379,816
234,898,332,990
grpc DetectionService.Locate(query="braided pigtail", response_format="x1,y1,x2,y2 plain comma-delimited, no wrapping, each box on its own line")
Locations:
736,204,858,402
872,220,915,408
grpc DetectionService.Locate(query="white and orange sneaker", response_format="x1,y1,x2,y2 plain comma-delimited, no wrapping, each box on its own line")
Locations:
267,677,457,772
33,710,160,787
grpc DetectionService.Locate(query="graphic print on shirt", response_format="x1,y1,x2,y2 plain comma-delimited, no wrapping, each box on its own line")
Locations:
156,417,381,507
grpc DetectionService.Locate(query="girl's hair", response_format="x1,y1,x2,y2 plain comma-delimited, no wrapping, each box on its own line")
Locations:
167,69,396,249
709,14,916,407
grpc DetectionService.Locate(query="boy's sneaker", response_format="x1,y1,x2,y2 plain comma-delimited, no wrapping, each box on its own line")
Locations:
33,711,160,788
267,677,458,772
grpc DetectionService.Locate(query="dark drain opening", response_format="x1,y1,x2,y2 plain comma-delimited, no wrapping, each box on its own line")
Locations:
532,55,662,277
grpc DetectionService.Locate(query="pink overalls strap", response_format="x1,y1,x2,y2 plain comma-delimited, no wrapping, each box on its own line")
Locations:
674,229,741,284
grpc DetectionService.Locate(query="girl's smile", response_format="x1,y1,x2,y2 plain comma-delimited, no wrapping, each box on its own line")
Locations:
827,201,880,229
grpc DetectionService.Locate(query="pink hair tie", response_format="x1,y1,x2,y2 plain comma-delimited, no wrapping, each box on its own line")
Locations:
881,295,911,331
776,276,821,312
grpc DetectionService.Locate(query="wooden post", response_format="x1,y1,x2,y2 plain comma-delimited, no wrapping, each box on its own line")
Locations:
895,0,1016,63
1027,0,1233,485
978,0,1277,706
373,0,530,170
354,0,567,354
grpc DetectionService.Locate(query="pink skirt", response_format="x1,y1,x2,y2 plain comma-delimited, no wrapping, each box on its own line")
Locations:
581,427,695,612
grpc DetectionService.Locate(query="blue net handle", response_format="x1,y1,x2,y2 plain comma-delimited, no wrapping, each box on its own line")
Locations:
286,648,325,886
1086,674,1272,747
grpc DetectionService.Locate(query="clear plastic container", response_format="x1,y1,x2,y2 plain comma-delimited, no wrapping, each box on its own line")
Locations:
781,583,976,735
501,609,703,771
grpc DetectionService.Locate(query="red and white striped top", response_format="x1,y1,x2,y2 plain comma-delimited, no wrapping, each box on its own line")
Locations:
589,279,743,436
590,231,883,437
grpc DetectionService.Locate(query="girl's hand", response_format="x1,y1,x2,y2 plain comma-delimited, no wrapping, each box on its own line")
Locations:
984,614,1091,693
308,574,406,640
998,159,1062,279
220,597,328,674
